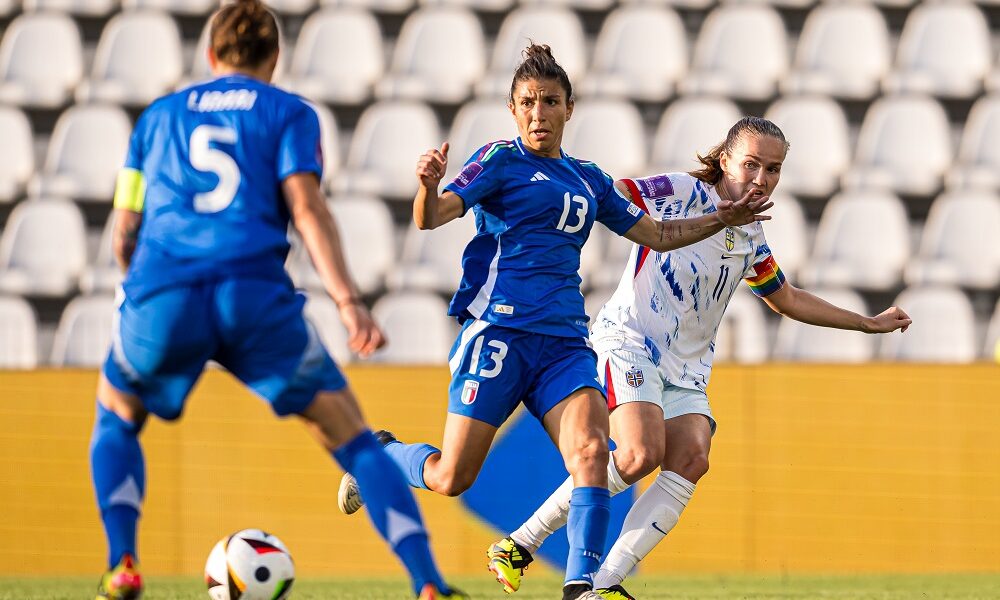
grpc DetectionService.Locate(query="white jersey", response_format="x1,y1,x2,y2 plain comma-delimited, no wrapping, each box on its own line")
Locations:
592,173,786,391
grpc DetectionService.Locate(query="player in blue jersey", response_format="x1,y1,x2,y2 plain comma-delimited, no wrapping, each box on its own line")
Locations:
337,44,772,600
90,2,460,599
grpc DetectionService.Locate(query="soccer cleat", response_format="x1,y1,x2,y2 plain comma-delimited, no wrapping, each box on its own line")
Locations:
337,430,399,515
417,583,470,599
95,553,143,600
562,583,603,600
596,584,637,600
486,537,534,594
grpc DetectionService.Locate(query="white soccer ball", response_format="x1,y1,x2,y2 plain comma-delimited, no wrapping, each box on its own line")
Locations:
205,529,295,600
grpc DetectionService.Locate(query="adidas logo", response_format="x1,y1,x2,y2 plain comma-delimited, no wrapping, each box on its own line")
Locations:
529,171,550,182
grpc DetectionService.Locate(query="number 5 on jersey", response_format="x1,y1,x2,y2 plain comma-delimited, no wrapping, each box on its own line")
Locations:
190,125,240,213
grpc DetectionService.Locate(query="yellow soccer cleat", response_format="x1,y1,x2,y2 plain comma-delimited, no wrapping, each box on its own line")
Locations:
95,553,143,600
486,537,534,594
596,584,637,600
417,583,470,599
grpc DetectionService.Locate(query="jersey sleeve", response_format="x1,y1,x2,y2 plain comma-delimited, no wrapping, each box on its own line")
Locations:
277,102,323,182
113,110,149,212
443,142,507,214
743,235,787,298
594,168,643,235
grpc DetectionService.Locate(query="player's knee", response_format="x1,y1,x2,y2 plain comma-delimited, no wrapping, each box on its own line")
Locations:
672,450,709,483
614,447,661,483
434,471,476,497
567,435,609,475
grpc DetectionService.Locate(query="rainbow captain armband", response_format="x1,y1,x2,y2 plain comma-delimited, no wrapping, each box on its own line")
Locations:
745,255,786,297
113,168,146,212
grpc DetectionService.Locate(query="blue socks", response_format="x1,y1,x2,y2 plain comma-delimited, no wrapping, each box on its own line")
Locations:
565,486,611,587
90,402,145,569
334,430,447,595
382,439,440,490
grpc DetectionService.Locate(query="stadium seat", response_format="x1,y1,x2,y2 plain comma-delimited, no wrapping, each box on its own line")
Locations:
592,230,633,290
0,107,34,203
24,0,116,16
387,213,476,294
0,13,83,109
985,299,1000,361
562,100,646,178
0,295,38,369
76,11,183,107
28,104,132,202
475,7,586,98
578,5,686,103
714,285,769,364
649,96,741,174
320,0,414,14
764,95,850,198
719,0,814,7
121,0,213,15
445,99,516,181
987,51,1000,94
281,8,383,105
418,0,512,10
288,197,395,296
798,189,909,292
265,0,316,14
882,2,991,99
518,0,617,18
0,198,87,298
773,288,874,363
905,190,1000,290
760,192,807,280
369,291,455,364
332,101,441,199
680,5,788,101
302,293,352,365
946,95,1000,192
579,225,607,293
0,0,16,15
80,212,122,294
50,294,115,367
302,101,341,189
781,2,890,100
375,7,485,104
842,95,952,197
878,286,977,363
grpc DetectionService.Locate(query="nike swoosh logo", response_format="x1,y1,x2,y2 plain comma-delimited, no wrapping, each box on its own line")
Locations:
720,255,732,260
651,522,668,535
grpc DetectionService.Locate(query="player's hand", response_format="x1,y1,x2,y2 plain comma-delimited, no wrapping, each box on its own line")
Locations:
416,142,450,189
862,306,912,334
716,188,773,226
338,302,387,358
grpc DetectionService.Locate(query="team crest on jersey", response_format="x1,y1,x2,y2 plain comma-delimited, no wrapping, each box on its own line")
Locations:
453,162,483,189
461,380,480,405
725,228,735,251
625,367,644,388
579,177,595,198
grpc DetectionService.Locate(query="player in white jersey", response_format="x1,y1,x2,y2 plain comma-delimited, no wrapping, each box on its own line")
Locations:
489,117,913,599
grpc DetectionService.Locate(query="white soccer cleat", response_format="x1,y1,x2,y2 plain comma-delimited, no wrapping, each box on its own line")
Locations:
337,473,364,515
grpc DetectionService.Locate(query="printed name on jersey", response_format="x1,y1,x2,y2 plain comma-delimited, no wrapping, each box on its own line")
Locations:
625,367,644,388
493,304,514,315
453,162,484,189
461,380,480,405
725,228,735,251
634,175,674,199
186,89,258,112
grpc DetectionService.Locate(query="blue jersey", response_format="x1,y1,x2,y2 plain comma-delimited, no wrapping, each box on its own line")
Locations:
119,74,322,301
443,137,643,338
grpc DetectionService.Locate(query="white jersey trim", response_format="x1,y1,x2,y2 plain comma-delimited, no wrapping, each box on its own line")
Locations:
467,233,502,319
449,319,490,375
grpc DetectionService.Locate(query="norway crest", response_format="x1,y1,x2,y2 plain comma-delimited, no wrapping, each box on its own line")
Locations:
625,367,644,388
725,228,735,251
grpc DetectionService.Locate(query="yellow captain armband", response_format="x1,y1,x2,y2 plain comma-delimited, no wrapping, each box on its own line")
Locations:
113,168,146,212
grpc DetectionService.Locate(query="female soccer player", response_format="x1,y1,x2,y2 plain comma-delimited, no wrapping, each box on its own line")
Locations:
90,2,460,598
338,45,772,600
491,117,913,599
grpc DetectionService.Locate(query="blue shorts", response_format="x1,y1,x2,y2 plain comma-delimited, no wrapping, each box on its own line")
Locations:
446,320,604,428
102,278,347,420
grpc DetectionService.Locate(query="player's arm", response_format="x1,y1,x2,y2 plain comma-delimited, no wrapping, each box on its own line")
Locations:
111,168,145,270
413,142,465,230
618,180,773,253
283,172,385,357
762,283,912,334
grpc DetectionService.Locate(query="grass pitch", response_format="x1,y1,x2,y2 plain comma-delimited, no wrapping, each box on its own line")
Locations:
4,573,1000,599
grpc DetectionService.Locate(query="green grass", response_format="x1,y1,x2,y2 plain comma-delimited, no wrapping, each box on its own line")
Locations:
4,574,1000,600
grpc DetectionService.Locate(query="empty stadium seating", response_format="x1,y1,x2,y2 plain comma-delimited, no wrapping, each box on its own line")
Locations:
50,293,115,367
0,107,34,203
0,295,38,368
948,95,1000,192
369,291,455,364
0,198,88,298
878,286,978,363
773,288,875,363
764,95,850,198
0,12,83,108
649,96,741,174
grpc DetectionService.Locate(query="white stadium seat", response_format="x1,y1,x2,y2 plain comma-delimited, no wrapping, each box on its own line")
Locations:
445,99,516,181
282,8,383,105
332,101,441,199
24,0,116,17
760,193,808,280
883,2,991,100
714,285,769,364
419,0,512,9
0,13,83,109
375,7,485,104
905,191,1000,290
369,291,456,364
476,7,586,98
986,299,1000,361
50,294,115,367
764,95,850,198
579,225,607,293
80,212,123,294
29,104,132,202
947,96,1000,192
781,3,890,101
309,101,342,189
0,0,16,15
563,100,646,178
520,0,615,10
774,288,874,363
843,95,952,197
650,96,741,174
592,229,632,290
121,0,213,15
76,11,183,107
988,51,1000,94
302,293,352,365
0,295,38,369
387,214,476,294
0,199,87,298
320,0,414,14
265,0,316,15
579,5,686,103
799,189,909,292
879,286,977,363
0,107,34,203
680,5,788,101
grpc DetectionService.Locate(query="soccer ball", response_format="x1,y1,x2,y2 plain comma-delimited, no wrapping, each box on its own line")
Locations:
205,529,295,600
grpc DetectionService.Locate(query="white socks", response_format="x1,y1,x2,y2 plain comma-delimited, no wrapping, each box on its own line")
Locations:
511,456,631,553
593,471,695,589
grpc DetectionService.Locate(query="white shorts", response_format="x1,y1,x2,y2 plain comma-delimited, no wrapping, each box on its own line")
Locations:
597,347,716,434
